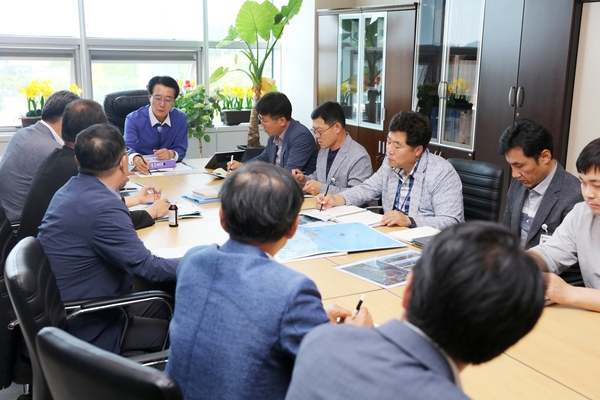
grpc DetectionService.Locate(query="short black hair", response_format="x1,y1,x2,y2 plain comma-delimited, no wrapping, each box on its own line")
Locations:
576,137,600,174
41,90,80,124
255,91,292,121
62,99,108,143
388,111,431,149
148,76,180,99
406,221,545,365
219,162,303,244
311,101,346,129
498,119,554,160
75,124,126,177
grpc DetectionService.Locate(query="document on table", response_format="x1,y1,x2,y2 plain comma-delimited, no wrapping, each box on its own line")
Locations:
335,250,421,288
275,222,406,263
300,205,383,227
135,162,202,177
155,202,202,222
387,226,441,244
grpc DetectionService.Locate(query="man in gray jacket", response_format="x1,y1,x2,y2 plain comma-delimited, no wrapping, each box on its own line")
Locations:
316,111,463,229
292,101,372,195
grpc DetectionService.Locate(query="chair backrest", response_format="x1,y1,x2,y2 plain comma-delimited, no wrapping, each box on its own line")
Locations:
0,206,19,388
103,89,150,135
447,158,505,222
4,237,68,400
36,327,182,400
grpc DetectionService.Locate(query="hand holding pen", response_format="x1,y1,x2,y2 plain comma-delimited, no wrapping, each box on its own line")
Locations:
319,177,335,211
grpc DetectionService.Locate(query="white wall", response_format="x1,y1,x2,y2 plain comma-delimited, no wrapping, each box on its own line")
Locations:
566,2,600,174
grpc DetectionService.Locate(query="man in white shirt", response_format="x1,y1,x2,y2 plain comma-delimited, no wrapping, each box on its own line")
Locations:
0,90,80,222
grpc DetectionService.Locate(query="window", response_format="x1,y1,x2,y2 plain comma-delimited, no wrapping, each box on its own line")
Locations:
0,0,79,37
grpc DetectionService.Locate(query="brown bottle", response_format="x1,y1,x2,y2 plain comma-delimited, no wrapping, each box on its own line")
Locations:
168,202,178,227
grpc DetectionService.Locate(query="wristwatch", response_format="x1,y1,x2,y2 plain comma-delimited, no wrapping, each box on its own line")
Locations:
408,217,417,229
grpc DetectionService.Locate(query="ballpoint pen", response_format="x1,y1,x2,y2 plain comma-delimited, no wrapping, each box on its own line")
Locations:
352,294,365,318
320,177,335,212
137,155,152,175
228,155,234,172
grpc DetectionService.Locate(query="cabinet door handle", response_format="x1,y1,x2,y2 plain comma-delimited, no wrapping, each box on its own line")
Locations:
508,86,516,107
516,86,524,107
438,81,447,99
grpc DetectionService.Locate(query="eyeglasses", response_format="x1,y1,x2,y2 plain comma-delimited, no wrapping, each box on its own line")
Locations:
151,96,174,105
258,115,281,125
310,124,336,137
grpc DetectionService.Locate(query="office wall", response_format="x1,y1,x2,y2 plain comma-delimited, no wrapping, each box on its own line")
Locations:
566,2,600,174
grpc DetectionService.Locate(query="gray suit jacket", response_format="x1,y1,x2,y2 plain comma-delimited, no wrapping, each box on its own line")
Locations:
340,149,464,229
502,162,582,249
286,319,468,400
306,134,372,195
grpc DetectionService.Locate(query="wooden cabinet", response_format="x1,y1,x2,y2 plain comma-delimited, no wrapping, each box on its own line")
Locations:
317,5,417,171
474,0,582,205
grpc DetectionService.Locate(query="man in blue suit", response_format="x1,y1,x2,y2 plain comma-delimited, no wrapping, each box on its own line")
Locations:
38,124,178,354
166,161,373,400
286,222,546,400
227,91,318,174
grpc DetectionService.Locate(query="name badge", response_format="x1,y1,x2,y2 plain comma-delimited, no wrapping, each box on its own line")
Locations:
539,234,552,244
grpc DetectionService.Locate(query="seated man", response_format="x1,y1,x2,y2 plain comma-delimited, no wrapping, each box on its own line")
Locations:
17,99,169,240
125,76,188,174
0,90,80,222
227,91,318,174
499,118,582,249
317,111,463,229
531,138,600,311
292,101,372,195
286,222,545,400
38,123,179,354
166,162,372,400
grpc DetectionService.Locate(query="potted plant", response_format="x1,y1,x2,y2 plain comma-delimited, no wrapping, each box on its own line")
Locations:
18,80,54,127
210,0,302,148
174,80,221,157
218,85,253,125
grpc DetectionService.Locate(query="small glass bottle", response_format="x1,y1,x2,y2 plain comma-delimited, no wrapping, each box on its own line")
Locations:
168,202,178,228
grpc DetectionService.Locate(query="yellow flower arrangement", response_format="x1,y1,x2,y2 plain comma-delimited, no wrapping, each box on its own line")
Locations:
218,85,253,110
19,80,54,117
69,84,83,96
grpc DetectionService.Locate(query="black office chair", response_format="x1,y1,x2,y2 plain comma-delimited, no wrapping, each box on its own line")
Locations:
0,206,32,397
104,89,150,135
36,327,182,400
4,237,172,400
447,158,505,222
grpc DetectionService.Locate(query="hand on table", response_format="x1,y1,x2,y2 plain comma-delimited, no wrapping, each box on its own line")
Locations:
302,180,322,196
544,272,573,305
146,198,170,219
325,304,373,327
315,194,336,210
133,155,150,175
381,211,412,227
227,160,243,172
153,148,175,160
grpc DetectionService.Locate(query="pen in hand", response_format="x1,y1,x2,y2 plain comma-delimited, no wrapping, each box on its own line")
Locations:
228,155,234,172
137,155,152,175
319,177,335,212
352,294,365,318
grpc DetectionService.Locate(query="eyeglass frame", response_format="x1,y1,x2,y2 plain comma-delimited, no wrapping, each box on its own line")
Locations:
150,95,175,105
258,114,283,125
310,123,337,137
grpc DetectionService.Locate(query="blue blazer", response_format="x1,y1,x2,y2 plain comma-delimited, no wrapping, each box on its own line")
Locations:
286,320,468,400
251,118,318,174
166,240,329,400
38,173,178,353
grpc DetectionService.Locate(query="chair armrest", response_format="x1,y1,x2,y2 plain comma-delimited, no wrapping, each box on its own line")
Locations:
66,290,173,321
127,349,169,367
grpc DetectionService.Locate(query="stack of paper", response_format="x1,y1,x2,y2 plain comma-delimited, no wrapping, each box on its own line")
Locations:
387,226,441,244
192,187,220,199
300,205,382,227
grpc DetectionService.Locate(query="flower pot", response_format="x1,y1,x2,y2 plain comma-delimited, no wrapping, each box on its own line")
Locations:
221,109,251,126
20,116,41,128
341,105,353,119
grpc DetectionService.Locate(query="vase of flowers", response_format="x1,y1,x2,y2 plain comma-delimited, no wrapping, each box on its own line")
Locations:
218,85,252,125
340,81,353,119
174,80,221,157
19,80,54,127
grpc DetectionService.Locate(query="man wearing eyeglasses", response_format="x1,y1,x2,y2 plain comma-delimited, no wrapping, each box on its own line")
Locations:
227,91,318,174
125,76,188,175
292,101,372,195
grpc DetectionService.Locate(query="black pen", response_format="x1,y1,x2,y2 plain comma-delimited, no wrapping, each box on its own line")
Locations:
137,155,152,175
352,294,365,318
320,177,335,212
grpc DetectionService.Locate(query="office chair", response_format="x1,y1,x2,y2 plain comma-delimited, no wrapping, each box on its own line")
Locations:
104,89,150,135
0,206,32,397
36,327,182,400
4,237,172,400
447,158,504,222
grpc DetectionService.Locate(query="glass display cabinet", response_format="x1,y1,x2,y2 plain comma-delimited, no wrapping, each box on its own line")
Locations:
412,0,484,151
338,12,387,130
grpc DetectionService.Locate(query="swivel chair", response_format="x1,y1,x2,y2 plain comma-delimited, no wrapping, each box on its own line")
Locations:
4,237,172,400
447,158,505,222
36,327,182,400
103,89,150,135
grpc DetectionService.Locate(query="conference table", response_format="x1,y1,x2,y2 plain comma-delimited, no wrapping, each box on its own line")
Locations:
132,159,600,400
